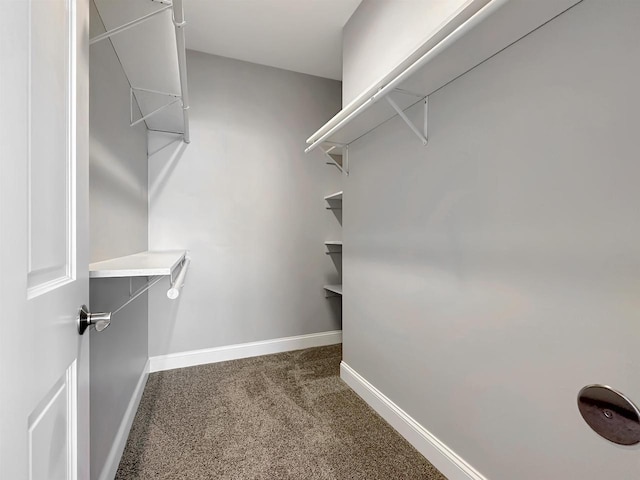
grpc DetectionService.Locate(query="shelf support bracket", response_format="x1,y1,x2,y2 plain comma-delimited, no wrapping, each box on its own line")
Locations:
110,256,189,317
386,95,428,146
113,275,165,316
89,5,172,45
130,87,182,127
320,143,349,175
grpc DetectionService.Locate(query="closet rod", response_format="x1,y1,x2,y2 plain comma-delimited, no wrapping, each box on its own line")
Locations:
167,257,190,299
89,5,172,45
172,0,191,143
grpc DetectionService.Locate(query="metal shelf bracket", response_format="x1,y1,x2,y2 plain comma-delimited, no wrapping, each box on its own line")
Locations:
89,4,172,45
130,87,183,127
114,256,190,317
385,94,428,146
320,143,349,175
116,275,165,317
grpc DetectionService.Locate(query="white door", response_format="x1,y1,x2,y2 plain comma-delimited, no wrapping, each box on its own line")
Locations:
0,0,90,478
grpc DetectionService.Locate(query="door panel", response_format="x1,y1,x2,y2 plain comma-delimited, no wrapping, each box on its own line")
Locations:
28,0,74,297
28,361,77,480
0,0,90,478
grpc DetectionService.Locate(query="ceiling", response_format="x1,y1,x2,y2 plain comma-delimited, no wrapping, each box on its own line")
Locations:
183,0,362,80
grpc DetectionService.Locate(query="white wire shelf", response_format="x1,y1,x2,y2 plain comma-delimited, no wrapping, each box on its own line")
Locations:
91,0,190,142
305,0,580,152
89,250,186,278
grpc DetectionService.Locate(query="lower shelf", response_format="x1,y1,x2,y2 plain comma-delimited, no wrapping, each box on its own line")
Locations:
324,284,343,297
89,250,186,278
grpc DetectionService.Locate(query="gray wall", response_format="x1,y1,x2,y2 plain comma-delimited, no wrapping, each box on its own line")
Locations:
148,51,343,357
343,1,640,479
89,1,149,478
342,0,468,106
90,6,148,263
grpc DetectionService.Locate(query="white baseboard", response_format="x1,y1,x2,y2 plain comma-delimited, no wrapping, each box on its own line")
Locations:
340,362,487,480
149,330,343,373
98,359,150,480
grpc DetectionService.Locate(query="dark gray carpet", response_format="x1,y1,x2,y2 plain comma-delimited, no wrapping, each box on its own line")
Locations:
115,345,447,479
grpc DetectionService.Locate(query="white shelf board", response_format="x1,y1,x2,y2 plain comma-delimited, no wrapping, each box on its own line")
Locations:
324,241,343,246
90,250,186,278
324,284,343,295
324,191,343,201
306,0,581,149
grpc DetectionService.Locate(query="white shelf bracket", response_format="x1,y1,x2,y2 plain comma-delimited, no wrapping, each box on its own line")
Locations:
110,256,190,317
130,87,182,127
89,4,172,45
320,143,349,175
113,275,165,316
385,95,428,146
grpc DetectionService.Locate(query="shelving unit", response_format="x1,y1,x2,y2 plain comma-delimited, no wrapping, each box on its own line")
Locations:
90,250,186,278
324,185,342,299
90,250,191,317
305,0,580,155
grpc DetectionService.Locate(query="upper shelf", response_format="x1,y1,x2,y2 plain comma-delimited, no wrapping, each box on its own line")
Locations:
92,0,190,141
324,191,343,201
90,250,186,278
305,0,580,151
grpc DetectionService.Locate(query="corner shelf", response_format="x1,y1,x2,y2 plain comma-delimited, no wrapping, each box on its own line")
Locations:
325,241,342,255
89,250,186,278
324,284,343,297
324,191,343,201
324,188,342,298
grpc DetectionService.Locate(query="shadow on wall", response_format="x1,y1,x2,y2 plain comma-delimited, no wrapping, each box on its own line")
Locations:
154,275,186,358
327,252,342,278
326,199,342,226
328,296,342,329
91,136,148,202
149,134,189,203
147,132,190,357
